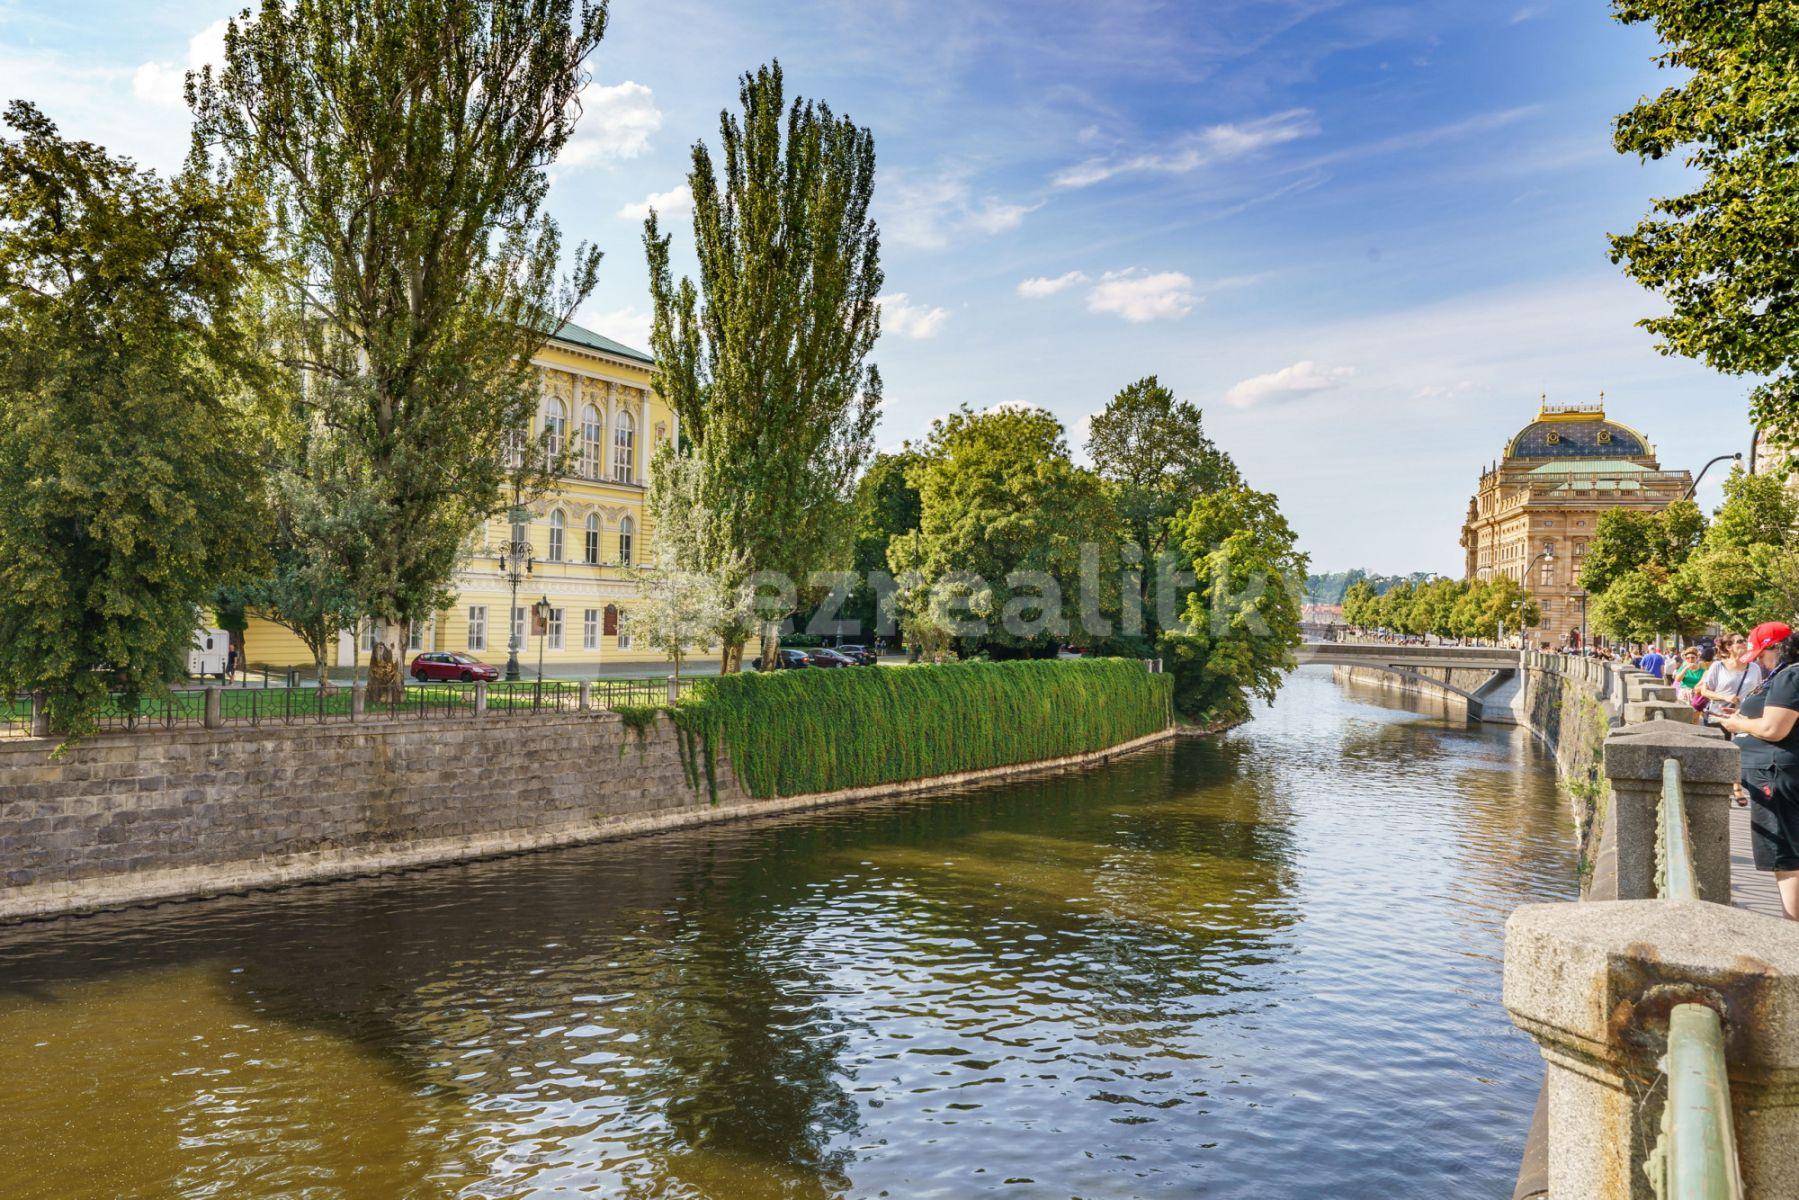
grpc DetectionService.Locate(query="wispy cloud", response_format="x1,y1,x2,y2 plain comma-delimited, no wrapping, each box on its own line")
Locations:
1017,271,1090,298
616,183,693,221
880,293,951,339
576,304,653,354
1224,361,1356,408
132,18,228,108
1052,109,1318,189
563,81,661,167
1086,270,1197,322
882,168,1041,249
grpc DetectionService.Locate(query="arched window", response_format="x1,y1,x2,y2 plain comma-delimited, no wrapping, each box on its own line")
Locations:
580,404,601,478
543,398,567,466
508,513,529,560
618,516,634,566
548,509,565,562
614,410,636,484
584,513,600,565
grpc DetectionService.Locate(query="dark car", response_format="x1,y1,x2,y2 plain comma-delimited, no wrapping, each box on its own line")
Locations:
834,644,879,665
411,651,499,682
752,648,812,671
807,648,858,669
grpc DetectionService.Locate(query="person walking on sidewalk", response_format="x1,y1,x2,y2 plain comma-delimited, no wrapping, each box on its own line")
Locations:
1719,621,1799,920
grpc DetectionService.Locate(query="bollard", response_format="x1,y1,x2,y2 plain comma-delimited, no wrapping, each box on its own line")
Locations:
351,683,366,720
578,680,592,712
1603,723,1738,903
1506,899,1799,1199
203,685,222,730
667,674,679,704
474,680,488,716
29,692,48,738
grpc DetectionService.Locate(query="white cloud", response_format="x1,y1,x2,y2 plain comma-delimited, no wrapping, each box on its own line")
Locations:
879,293,951,340
1017,271,1089,299
132,17,229,108
1085,269,1197,323
1223,360,1356,409
882,169,1040,249
1053,110,1317,189
616,182,692,221
575,304,653,355
563,81,661,167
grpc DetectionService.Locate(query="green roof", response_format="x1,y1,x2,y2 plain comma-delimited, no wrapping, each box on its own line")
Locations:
549,318,653,365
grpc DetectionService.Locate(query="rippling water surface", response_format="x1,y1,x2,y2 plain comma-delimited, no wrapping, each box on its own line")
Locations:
0,668,1574,1199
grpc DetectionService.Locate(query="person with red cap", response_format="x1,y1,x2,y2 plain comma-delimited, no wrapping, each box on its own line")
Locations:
1720,620,1799,920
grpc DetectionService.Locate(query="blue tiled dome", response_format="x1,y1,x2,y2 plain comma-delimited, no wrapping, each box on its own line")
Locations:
1507,419,1647,459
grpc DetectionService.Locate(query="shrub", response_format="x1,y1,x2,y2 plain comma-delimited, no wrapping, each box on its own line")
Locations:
671,657,1171,799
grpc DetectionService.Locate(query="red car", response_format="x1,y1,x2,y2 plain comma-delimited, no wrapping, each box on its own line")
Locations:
410,652,500,682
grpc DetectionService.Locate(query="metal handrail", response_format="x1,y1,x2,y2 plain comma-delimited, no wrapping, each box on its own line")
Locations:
1658,757,1699,902
1648,757,1743,1199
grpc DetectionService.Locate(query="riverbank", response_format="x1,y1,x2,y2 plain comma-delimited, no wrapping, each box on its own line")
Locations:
0,659,1175,923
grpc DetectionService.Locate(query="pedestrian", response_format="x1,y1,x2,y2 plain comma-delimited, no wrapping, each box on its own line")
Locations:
1719,621,1799,920
1699,632,1752,805
1673,646,1706,704
224,641,238,684
1636,643,1667,680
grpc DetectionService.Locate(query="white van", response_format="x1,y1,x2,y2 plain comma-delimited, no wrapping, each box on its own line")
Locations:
188,627,228,679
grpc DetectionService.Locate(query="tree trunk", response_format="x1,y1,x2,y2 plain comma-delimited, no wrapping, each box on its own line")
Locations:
759,620,781,676
368,620,406,704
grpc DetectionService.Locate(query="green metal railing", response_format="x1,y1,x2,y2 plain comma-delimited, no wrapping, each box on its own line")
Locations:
1647,757,1744,1200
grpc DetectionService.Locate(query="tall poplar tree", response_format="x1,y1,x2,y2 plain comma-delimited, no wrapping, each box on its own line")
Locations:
645,61,883,671
194,0,606,667
0,103,269,738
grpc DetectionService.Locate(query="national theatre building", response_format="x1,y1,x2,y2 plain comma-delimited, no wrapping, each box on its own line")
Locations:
1460,400,1693,648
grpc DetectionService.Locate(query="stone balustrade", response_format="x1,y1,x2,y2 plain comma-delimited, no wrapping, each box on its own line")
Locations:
1504,687,1799,1198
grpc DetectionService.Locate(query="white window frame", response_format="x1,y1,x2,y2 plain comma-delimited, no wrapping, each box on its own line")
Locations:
468,605,487,651
512,605,526,647
581,404,601,479
544,397,567,465
547,607,565,650
548,509,566,562
584,513,600,565
583,608,600,650
614,411,636,484
618,515,634,566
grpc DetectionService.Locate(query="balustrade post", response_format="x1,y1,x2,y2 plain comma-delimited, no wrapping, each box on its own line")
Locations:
203,686,222,730
579,680,592,712
474,680,488,716
1506,899,1799,1199
667,675,679,705
351,683,366,721
1603,724,1738,902
29,692,48,738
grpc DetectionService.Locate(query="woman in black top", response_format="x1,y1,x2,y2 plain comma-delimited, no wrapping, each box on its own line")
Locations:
1720,621,1799,920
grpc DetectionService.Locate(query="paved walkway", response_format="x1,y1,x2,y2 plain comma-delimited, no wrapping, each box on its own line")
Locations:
1730,799,1789,919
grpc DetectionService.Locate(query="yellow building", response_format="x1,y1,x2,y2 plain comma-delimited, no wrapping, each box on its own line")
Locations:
244,320,682,675
1460,399,1692,648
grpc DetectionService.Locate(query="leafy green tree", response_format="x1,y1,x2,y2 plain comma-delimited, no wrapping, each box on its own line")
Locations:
1610,2,1799,447
1377,580,1417,634
887,406,1120,658
645,62,882,671
1159,486,1307,724
1086,374,1239,563
1411,577,1466,640
1578,500,1703,593
0,102,270,738
1677,468,1799,631
1341,579,1378,628
194,0,606,669
1591,565,1693,644
840,451,921,638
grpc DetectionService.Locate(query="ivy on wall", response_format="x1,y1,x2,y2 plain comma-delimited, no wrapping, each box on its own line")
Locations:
669,658,1174,801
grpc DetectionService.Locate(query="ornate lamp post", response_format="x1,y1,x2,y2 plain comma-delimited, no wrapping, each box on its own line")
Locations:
1520,543,1555,649
1683,452,1743,500
532,595,553,683
498,503,534,682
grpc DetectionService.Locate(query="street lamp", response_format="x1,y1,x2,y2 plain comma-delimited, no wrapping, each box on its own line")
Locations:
1576,589,1588,655
532,595,553,683
1522,543,1555,650
498,503,534,682
1683,452,1743,500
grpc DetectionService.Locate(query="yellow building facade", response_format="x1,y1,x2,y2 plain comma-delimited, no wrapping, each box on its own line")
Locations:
243,320,682,675
1460,400,1692,648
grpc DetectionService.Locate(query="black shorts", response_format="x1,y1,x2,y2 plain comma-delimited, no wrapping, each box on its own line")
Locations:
1744,764,1799,872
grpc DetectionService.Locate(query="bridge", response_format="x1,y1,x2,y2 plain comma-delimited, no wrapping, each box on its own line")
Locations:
1293,641,1522,723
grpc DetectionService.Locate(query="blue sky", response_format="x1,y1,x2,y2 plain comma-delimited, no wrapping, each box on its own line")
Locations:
0,0,1749,573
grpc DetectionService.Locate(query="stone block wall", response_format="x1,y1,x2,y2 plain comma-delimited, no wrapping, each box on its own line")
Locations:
0,712,744,922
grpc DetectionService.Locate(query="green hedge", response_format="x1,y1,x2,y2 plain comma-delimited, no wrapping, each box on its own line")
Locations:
670,658,1173,800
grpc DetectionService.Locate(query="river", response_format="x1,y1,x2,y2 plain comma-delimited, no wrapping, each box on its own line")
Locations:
0,666,1574,1200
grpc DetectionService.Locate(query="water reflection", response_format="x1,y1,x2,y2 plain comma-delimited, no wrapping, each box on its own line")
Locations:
0,667,1571,1200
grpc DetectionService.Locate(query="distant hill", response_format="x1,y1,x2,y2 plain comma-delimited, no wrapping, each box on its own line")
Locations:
1304,569,1440,605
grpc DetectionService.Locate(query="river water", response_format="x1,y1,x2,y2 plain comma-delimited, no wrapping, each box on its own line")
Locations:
0,667,1573,1200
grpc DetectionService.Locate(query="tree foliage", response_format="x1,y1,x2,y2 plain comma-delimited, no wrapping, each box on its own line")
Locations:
1677,468,1799,632
1158,486,1307,724
887,405,1120,657
1610,1,1799,446
645,61,882,670
1086,376,1239,560
0,102,269,737
194,0,606,658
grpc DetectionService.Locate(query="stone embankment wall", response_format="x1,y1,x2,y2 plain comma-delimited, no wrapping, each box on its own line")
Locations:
0,709,1175,923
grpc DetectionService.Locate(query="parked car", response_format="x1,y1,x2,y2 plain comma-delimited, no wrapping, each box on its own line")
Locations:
752,648,813,671
807,648,858,669
410,652,500,682
834,644,879,665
